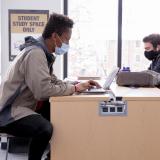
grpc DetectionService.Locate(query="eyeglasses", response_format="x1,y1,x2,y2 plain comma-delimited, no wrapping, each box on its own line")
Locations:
57,34,69,44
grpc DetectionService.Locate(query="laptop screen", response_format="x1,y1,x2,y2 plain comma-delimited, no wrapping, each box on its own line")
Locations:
103,67,120,89
82,67,119,93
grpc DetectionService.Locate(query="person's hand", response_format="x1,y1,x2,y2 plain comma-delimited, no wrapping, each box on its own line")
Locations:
75,80,101,92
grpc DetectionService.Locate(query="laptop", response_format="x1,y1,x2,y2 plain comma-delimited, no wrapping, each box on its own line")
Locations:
82,67,119,93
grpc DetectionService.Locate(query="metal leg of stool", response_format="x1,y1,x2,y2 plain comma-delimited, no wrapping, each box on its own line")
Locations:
5,137,10,160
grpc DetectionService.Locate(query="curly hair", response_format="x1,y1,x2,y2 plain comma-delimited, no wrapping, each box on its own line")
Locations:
143,33,160,48
42,13,74,39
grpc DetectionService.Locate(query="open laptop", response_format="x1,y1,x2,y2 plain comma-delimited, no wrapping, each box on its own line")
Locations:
82,67,119,93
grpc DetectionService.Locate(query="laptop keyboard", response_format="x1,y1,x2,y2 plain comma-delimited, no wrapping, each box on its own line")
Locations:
89,88,105,92
82,87,107,93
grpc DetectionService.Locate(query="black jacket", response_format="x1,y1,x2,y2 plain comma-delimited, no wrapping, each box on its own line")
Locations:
149,54,160,73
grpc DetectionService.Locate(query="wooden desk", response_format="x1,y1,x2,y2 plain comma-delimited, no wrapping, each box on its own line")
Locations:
50,85,160,160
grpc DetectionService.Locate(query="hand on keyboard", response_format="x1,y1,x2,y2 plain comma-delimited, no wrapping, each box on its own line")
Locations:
75,80,101,92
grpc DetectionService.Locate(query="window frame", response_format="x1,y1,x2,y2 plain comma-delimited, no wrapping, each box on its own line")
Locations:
63,0,122,79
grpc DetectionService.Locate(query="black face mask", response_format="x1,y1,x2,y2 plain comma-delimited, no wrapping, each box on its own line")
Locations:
144,50,159,61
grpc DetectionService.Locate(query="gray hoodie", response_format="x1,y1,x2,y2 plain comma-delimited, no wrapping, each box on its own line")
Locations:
0,36,74,126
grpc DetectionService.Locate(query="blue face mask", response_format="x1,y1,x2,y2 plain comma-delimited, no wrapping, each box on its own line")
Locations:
55,43,69,55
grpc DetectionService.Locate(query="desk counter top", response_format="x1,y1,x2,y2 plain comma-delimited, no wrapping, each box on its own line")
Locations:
110,84,160,100
50,83,160,102
50,93,109,102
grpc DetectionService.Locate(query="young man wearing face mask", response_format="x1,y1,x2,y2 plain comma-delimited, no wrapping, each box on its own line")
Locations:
143,33,160,73
0,13,101,160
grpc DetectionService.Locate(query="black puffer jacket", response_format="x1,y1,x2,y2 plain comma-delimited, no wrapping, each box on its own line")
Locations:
149,54,160,73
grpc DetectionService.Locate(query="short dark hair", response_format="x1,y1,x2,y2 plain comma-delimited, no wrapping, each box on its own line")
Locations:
143,33,160,48
42,13,74,39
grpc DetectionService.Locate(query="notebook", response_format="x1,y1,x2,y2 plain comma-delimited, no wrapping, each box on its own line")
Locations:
82,67,119,93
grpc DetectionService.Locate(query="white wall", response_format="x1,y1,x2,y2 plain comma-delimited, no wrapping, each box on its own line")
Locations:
1,0,64,80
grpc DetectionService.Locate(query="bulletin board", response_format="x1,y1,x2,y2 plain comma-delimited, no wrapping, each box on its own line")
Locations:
8,10,49,61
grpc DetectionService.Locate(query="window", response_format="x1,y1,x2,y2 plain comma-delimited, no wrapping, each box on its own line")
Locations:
68,0,118,78
0,4,1,82
122,0,160,71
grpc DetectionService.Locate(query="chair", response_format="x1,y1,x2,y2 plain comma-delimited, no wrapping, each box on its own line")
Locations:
0,133,14,160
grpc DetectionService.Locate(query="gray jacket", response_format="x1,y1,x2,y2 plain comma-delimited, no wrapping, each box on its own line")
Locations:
0,36,74,126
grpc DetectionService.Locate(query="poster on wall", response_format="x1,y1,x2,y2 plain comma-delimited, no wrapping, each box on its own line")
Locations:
8,9,49,61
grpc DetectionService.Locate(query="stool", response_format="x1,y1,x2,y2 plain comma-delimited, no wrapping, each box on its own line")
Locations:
0,133,14,160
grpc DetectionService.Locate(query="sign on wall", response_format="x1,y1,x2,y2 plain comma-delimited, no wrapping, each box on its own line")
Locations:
8,10,49,61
